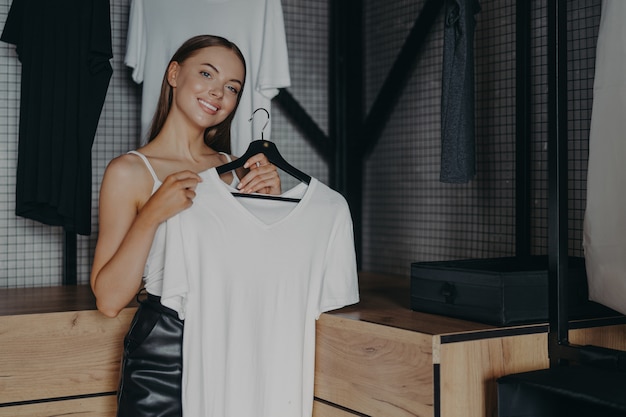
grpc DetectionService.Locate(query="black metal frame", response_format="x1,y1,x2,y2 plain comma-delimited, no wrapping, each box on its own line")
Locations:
275,0,443,269
328,0,364,266
361,0,444,157
515,0,532,259
530,0,626,367
545,0,579,366
63,231,77,285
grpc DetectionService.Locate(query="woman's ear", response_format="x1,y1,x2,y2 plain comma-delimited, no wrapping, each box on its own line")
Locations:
167,62,179,87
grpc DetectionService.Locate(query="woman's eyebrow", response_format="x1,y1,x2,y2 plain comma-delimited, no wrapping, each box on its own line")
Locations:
202,62,243,86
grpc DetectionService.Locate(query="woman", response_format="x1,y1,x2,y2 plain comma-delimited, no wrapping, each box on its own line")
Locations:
90,35,281,417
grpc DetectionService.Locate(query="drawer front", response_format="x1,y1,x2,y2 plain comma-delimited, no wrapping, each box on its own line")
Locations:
0,308,135,404
0,395,117,417
313,399,362,417
315,314,434,417
438,332,548,417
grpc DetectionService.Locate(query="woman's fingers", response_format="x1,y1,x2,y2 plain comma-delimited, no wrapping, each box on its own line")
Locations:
243,153,269,169
143,171,202,222
239,155,281,195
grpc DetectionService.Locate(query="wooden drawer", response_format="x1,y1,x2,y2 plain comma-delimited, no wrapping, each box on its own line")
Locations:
313,399,363,417
438,332,548,417
0,308,135,405
0,395,117,417
314,314,434,417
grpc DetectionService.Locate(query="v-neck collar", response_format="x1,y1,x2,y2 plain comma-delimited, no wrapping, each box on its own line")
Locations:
200,168,315,228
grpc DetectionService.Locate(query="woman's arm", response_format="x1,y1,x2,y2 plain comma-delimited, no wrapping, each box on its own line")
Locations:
90,155,201,317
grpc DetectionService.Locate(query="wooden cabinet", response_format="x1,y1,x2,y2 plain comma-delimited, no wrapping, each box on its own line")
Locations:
1,274,625,417
312,273,626,417
315,313,435,417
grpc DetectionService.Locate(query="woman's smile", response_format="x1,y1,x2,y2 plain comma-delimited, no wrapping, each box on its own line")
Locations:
198,98,219,113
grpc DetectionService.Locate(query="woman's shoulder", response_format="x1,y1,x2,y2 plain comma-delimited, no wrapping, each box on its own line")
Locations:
104,151,155,187
107,151,145,174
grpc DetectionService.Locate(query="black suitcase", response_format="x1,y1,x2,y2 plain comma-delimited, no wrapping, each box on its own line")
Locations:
410,256,613,326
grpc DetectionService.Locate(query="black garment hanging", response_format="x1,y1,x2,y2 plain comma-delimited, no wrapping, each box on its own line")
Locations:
216,109,311,202
1,0,113,235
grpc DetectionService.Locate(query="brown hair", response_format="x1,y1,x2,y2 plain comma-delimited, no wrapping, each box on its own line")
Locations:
146,35,246,153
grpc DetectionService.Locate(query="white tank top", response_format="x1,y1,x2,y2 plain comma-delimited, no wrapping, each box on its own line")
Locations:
127,150,239,295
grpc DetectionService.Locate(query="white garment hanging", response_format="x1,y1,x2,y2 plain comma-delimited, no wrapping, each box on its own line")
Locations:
582,0,626,314
124,0,291,155
160,169,359,417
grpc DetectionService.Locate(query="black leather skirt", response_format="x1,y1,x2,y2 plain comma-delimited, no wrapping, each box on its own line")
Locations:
117,293,184,417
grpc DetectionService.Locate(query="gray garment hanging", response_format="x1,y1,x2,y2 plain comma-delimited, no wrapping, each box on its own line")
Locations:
440,0,481,183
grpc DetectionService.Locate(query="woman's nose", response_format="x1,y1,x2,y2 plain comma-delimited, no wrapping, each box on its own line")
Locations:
209,87,223,98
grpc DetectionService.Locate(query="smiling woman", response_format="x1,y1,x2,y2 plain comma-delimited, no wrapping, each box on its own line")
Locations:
89,34,283,417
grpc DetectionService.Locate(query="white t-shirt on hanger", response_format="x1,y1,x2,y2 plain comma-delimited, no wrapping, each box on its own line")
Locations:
124,0,291,155
161,170,360,417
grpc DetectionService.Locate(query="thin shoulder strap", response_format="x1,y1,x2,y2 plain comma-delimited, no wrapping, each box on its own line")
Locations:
127,150,160,184
219,151,233,163
218,152,240,187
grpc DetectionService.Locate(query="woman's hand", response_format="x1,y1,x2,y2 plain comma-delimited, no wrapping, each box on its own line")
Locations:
141,170,202,224
237,153,282,195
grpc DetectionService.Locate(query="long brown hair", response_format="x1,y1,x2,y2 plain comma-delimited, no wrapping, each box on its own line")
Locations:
146,35,246,154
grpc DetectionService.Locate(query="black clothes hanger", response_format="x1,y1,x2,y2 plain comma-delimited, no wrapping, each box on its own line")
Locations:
216,139,312,185
216,108,311,202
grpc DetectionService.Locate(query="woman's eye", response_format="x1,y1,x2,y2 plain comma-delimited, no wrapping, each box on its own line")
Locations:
200,71,211,78
226,85,239,95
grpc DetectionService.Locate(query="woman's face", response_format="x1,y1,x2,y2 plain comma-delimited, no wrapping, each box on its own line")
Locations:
168,46,245,130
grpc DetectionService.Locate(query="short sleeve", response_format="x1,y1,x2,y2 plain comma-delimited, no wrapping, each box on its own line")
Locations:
89,0,113,74
124,0,146,83
318,202,360,317
256,0,291,99
1,0,25,52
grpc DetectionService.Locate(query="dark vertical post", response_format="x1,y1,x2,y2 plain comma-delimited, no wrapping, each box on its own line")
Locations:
63,230,77,285
515,0,532,258
547,0,570,366
329,0,364,267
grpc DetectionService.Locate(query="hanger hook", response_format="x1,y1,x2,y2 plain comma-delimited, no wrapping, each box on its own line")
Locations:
249,108,270,139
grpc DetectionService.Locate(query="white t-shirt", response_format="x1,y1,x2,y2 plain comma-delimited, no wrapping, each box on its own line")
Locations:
124,0,291,155
161,170,359,417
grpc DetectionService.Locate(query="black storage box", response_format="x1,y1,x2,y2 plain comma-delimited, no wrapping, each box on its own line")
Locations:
410,256,613,326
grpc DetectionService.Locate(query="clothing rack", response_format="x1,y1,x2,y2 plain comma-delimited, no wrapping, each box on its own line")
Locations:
496,1,626,415
542,0,626,367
